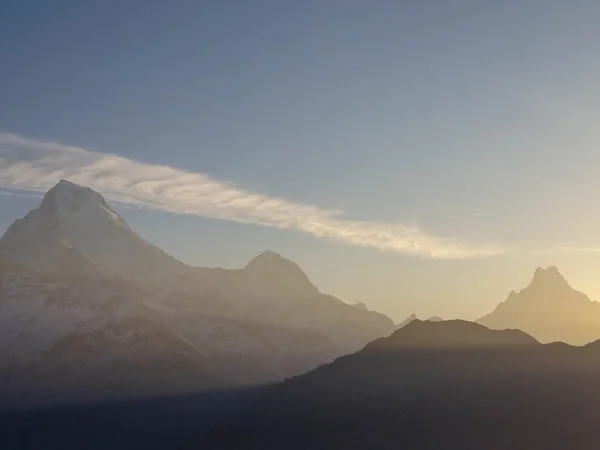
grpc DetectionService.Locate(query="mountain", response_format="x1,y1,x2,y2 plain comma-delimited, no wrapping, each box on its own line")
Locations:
175,252,395,352
478,266,600,345
240,250,320,300
396,314,442,329
0,181,396,408
396,312,417,328
0,260,344,408
193,320,600,450
0,180,184,283
0,180,395,348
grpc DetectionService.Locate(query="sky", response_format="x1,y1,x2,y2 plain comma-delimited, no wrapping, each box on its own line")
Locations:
2,0,600,321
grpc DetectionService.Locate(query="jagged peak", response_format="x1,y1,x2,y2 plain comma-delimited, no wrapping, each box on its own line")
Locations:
397,313,418,329
530,266,569,289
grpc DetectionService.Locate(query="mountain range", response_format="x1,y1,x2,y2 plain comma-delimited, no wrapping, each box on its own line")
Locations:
0,180,395,408
194,319,600,450
3,180,600,414
5,181,600,449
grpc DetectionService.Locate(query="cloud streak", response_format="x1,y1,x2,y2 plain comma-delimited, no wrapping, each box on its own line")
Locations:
0,132,504,259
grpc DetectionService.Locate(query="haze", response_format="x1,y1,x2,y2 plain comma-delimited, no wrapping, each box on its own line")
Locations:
2,1,600,322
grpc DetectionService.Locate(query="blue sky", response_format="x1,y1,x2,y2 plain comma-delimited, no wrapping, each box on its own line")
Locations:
2,1,600,321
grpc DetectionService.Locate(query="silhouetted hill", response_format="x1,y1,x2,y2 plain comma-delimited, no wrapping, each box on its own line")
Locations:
193,320,600,450
478,266,600,345
369,319,537,349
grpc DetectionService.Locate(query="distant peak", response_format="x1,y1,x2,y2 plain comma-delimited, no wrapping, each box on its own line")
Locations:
245,251,296,269
534,265,560,276
243,250,319,296
254,250,283,260
530,266,569,288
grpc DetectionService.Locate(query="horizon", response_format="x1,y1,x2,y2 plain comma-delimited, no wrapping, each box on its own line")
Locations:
3,1,600,321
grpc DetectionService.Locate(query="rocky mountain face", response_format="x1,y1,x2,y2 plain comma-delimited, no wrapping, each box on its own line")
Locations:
194,320,600,450
478,266,600,345
0,181,395,408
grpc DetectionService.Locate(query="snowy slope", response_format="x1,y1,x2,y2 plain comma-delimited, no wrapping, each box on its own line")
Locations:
0,261,112,369
0,261,339,408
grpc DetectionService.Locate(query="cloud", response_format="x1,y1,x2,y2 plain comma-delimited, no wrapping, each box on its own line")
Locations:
0,131,504,259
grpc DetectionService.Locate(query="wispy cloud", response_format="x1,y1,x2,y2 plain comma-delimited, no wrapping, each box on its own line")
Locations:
0,131,504,259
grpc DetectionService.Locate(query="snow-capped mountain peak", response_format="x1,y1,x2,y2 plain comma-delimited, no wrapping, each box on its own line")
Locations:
39,180,130,230
0,180,183,281
0,182,397,408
